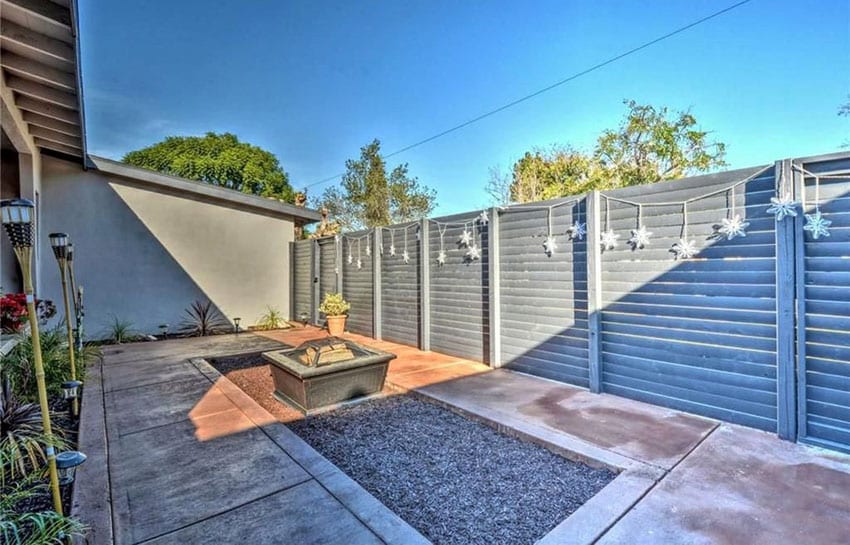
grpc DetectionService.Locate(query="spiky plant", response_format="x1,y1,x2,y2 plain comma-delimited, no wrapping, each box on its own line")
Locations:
255,306,286,330
107,316,137,344
0,474,87,544
179,300,230,337
0,378,67,482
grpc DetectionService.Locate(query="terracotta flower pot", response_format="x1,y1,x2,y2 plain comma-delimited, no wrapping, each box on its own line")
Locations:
326,315,347,336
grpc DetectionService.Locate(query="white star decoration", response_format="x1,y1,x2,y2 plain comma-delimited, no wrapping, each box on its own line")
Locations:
389,245,396,256
543,236,557,256
767,193,799,221
356,258,362,269
347,254,353,265
436,250,446,266
628,225,652,249
671,239,697,260
600,230,619,250
466,244,481,260
804,209,832,239
402,250,410,264
567,221,587,240
459,229,472,246
365,244,371,256
716,215,750,240
478,210,489,225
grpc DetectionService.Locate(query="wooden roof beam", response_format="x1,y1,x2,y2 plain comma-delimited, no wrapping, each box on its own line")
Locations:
1,0,72,31
15,94,77,124
28,124,79,147
22,110,79,136
34,137,80,156
0,19,75,64
5,74,77,108
0,51,76,91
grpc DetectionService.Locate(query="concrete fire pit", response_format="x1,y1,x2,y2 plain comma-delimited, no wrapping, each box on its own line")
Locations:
263,337,396,413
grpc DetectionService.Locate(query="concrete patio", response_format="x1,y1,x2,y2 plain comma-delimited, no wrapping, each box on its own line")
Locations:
76,328,850,545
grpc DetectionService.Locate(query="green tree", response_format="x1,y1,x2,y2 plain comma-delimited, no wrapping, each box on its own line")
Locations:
316,139,436,231
504,100,727,203
123,132,295,202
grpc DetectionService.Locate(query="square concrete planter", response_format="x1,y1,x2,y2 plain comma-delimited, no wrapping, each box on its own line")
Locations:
263,339,396,414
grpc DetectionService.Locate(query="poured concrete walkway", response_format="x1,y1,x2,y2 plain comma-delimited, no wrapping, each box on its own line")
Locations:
77,330,850,545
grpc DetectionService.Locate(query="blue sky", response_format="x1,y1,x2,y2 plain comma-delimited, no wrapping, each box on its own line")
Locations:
79,0,850,216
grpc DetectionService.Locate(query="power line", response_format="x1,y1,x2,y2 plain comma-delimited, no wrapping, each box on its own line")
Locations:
302,0,753,191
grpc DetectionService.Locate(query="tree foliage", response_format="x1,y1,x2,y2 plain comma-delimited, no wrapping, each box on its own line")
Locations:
316,139,436,231
500,100,727,204
123,132,295,202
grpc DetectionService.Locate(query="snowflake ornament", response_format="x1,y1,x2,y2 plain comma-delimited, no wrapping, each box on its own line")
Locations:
803,209,832,239
459,229,472,247
628,225,653,249
567,221,587,241
716,215,750,240
600,230,620,250
466,244,481,261
671,239,697,260
766,193,799,221
436,250,447,266
389,244,396,256
402,250,410,264
478,210,489,225
543,235,557,256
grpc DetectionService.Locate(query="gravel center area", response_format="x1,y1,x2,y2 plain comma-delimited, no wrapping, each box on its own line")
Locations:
288,395,616,545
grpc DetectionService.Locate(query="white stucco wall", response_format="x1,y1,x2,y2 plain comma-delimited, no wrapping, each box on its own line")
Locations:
37,156,295,338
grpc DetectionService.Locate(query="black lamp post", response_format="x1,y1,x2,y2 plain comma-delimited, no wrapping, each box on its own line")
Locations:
49,232,79,417
1,199,64,514
234,317,241,334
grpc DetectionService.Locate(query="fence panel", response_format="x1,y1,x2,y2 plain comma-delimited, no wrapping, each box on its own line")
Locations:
341,231,374,337
598,166,779,431
499,198,590,387
292,239,313,322
798,155,850,452
317,237,337,304
428,212,490,362
380,223,421,346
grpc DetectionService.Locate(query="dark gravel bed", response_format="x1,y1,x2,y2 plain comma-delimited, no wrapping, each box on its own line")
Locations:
288,395,616,545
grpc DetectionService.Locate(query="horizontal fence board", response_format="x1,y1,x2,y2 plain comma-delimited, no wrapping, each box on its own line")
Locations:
381,225,420,347
292,240,313,322
341,231,373,336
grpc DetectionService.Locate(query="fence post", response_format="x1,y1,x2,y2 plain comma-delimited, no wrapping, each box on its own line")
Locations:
586,191,603,393
420,218,431,351
335,235,343,295
488,207,501,368
775,159,797,441
792,161,808,440
373,227,382,340
311,238,320,325
289,241,295,321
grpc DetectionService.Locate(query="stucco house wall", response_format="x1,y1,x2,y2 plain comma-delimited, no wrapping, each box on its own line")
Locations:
37,155,303,338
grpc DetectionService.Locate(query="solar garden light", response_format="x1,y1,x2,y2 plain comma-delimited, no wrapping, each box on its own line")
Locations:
1,199,64,514
158,323,169,339
233,317,241,334
55,450,87,486
49,232,80,418
299,312,309,326
61,380,82,418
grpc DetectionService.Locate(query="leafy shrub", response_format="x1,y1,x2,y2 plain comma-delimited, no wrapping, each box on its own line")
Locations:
1,294,56,333
318,293,350,316
0,377,67,483
0,473,87,544
107,316,137,344
179,300,229,337
255,306,286,330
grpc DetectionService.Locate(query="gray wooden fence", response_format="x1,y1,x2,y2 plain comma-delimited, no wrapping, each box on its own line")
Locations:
290,151,850,454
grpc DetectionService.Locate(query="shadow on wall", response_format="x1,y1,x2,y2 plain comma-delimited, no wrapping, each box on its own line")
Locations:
39,169,227,338
502,166,786,432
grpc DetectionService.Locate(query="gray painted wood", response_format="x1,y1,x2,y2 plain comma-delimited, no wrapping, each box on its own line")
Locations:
587,190,602,393
373,228,382,340
317,237,337,304
381,223,420,346
291,239,312,323
341,231,373,336
489,207,501,367
311,239,320,325
775,160,797,440
420,218,430,351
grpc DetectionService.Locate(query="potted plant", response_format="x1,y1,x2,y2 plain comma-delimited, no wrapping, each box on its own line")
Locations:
319,293,350,336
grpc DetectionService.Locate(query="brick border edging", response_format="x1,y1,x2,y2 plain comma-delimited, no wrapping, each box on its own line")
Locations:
72,356,114,545
190,357,432,545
